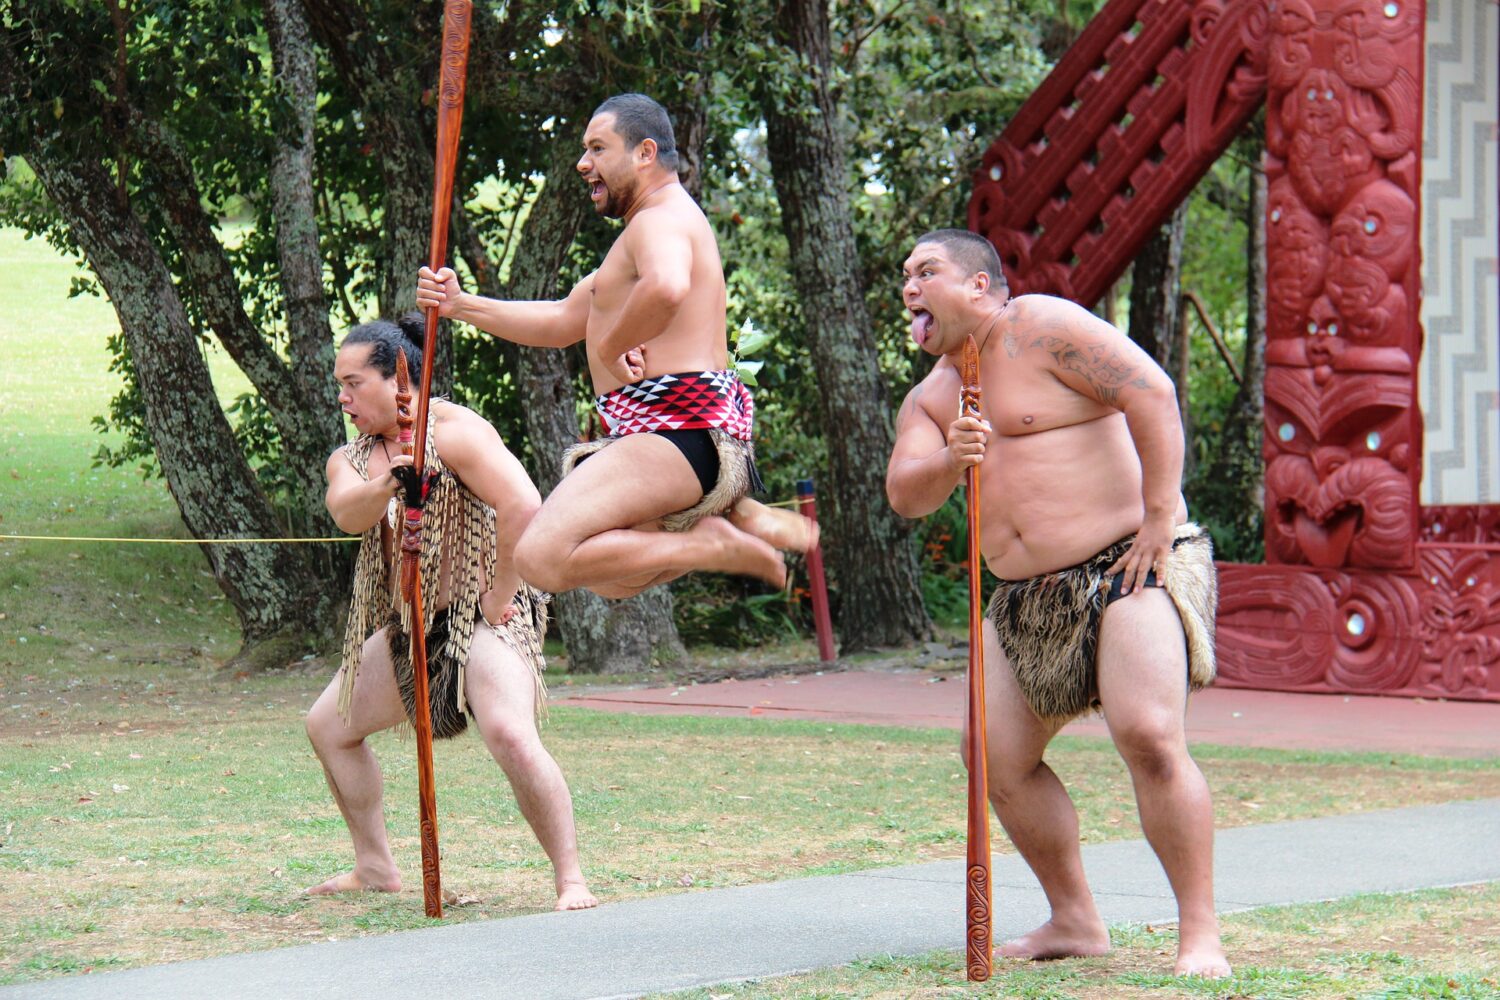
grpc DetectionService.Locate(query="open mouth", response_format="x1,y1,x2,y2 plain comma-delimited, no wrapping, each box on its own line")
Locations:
909,308,933,347
587,179,605,202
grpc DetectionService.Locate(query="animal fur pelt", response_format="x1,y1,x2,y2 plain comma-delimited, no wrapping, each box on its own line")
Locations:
985,523,1217,722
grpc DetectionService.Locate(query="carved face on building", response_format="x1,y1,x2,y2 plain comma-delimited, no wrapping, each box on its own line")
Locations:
1286,71,1380,215
1269,0,1319,91
1324,179,1413,341
1266,176,1331,336
1331,0,1422,91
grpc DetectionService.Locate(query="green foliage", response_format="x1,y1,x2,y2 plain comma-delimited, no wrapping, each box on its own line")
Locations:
671,575,803,649
4,0,1274,656
1177,126,1267,562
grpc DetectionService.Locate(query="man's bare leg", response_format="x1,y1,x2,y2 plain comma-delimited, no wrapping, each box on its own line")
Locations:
303,630,409,895
972,619,1111,960
516,435,784,593
727,498,819,552
1098,588,1230,978
590,500,817,600
465,626,598,911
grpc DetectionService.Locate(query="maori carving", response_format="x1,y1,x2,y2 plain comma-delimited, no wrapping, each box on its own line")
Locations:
1262,0,1424,570
966,863,993,981
437,0,471,112
968,0,1270,306
1217,556,1500,699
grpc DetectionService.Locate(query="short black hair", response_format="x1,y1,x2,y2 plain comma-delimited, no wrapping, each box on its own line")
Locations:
592,93,680,171
914,229,1008,294
341,313,425,379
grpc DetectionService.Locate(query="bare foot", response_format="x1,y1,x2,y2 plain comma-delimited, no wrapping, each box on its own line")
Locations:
728,499,820,553
303,869,401,896
689,516,787,587
1174,936,1231,978
998,918,1111,960
555,880,599,911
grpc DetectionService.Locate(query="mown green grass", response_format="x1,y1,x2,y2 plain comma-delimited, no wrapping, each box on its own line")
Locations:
656,883,1500,999
0,226,257,673
4,671,1499,987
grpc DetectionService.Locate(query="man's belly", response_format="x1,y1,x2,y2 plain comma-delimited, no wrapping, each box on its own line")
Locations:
974,420,1183,580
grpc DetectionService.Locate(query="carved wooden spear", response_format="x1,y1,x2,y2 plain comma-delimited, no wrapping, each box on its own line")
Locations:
960,334,993,980
400,0,474,920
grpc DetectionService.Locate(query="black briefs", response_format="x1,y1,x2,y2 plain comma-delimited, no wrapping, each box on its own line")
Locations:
654,428,721,497
1104,568,1162,606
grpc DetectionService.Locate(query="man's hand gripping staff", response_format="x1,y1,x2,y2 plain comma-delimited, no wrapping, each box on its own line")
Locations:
960,335,993,982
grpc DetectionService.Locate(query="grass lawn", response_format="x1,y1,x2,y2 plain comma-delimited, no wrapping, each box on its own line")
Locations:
4,660,1500,986
655,883,1500,999
0,226,252,675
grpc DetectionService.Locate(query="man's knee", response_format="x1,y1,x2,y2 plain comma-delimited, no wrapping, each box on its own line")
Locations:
306,700,362,756
1112,720,1186,782
305,705,337,753
482,720,545,770
514,526,569,593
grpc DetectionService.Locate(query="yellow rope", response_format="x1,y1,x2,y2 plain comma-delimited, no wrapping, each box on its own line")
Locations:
0,534,359,545
1,497,815,545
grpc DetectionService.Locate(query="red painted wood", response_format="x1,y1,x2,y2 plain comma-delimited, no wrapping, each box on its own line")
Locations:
1261,0,1425,570
968,0,1271,307
795,480,837,663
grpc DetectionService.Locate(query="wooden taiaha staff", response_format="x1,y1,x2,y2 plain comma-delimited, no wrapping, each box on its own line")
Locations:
399,0,474,920
960,334,993,981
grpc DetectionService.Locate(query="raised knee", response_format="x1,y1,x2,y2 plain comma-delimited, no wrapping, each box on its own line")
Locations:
514,532,566,593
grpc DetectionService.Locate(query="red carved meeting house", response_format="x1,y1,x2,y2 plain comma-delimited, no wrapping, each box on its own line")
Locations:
968,0,1500,702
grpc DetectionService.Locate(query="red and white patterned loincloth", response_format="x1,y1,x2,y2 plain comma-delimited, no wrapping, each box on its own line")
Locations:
595,370,754,441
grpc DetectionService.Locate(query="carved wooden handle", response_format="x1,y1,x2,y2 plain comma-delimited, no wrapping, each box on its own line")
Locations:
962,333,992,981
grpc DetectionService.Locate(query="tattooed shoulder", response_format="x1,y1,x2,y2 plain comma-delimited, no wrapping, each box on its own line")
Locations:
1022,330,1152,406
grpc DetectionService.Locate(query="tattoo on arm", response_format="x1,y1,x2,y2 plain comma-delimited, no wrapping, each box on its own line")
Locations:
1027,335,1151,405
897,381,926,424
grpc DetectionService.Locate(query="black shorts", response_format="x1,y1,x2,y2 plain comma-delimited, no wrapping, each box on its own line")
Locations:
573,428,720,498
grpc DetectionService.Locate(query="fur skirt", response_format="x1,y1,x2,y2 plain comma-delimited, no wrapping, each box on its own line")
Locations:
386,585,549,740
985,523,1218,723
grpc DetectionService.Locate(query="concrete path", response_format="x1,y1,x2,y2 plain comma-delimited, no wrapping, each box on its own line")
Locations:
7,798,1498,1000
556,670,1500,758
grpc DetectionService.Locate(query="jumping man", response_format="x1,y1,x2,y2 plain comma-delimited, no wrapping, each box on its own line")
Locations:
417,93,814,599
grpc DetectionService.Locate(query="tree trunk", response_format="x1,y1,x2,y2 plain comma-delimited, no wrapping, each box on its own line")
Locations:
1127,200,1189,404
1202,151,1268,561
493,142,684,673
264,0,346,574
28,146,333,666
301,0,452,394
760,0,930,651
1128,199,1190,475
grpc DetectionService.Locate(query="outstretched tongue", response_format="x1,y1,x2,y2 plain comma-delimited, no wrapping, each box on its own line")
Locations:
910,311,933,347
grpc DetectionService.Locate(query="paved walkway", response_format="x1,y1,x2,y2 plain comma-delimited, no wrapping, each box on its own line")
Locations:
8,798,1498,999
556,669,1500,758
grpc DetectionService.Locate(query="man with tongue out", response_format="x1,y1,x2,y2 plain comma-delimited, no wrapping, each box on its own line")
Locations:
887,229,1229,979
418,93,814,598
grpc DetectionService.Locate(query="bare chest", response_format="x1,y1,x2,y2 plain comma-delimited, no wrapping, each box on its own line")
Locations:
587,241,636,334
956,353,1105,438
